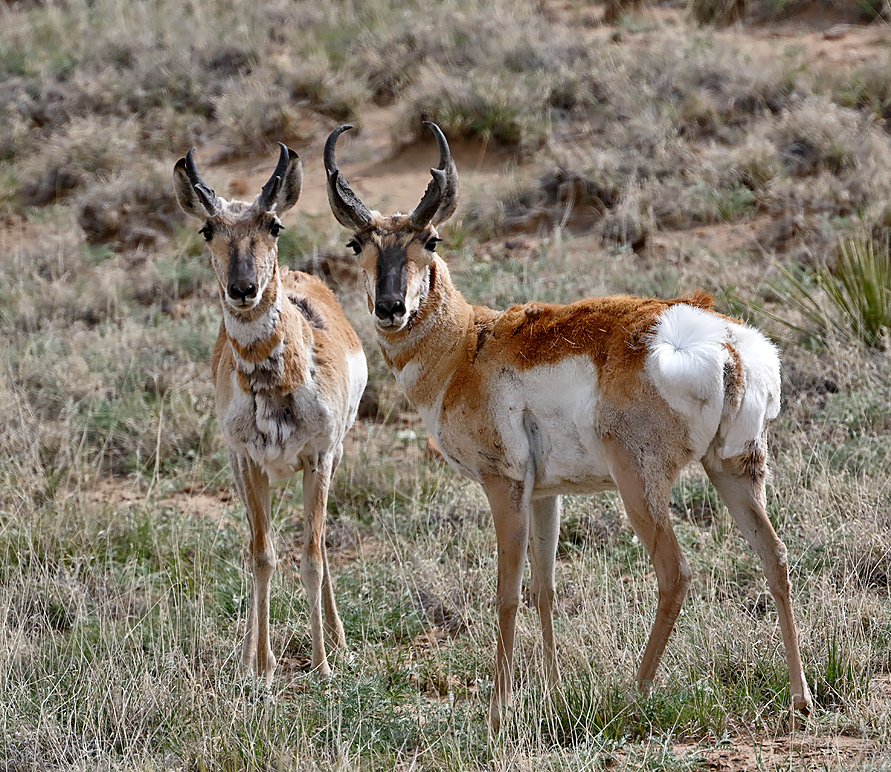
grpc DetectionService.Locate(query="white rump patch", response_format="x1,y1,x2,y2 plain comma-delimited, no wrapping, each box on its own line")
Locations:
720,323,780,458
646,304,727,458
647,304,783,461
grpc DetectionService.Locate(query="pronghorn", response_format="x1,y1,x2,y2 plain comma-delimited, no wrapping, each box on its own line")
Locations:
173,144,367,682
324,122,812,729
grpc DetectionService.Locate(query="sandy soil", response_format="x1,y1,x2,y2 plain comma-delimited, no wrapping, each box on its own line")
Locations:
202,105,517,219
675,733,876,771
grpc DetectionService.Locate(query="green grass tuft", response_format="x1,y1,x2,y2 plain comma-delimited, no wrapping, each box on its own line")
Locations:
763,235,891,349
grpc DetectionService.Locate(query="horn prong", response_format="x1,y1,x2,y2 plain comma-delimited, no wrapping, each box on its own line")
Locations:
183,148,221,216
257,141,291,212
410,122,459,228
325,125,375,231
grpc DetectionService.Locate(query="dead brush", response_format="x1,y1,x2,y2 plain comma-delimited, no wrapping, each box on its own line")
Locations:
17,117,140,207
214,81,314,157
77,163,181,251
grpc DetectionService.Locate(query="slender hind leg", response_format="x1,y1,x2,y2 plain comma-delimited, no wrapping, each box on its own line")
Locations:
321,542,346,650
703,449,812,714
230,451,276,684
529,495,561,689
603,437,692,691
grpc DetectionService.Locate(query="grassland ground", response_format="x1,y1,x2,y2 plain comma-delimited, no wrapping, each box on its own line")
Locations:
3,0,891,769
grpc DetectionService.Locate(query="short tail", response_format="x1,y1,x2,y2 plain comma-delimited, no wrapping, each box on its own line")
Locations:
646,302,781,460
646,303,729,458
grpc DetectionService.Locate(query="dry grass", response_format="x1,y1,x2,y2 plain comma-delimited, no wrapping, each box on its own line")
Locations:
2,0,891,769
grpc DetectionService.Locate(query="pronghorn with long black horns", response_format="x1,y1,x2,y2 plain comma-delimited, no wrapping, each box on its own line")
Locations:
173,144,367,682
324,122,812,729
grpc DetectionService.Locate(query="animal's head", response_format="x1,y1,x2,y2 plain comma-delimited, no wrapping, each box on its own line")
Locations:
325,122,459,334
173,143,302,313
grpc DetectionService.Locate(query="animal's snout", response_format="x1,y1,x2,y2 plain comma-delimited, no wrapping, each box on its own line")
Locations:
375,296,406,321
228,281,258,303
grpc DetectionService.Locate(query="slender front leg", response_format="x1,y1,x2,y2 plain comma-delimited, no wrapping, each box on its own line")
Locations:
230,451,276,684
529,495,561,689
481,474,530,732
301,452,342,675
321,447,346,650
320,538,346,650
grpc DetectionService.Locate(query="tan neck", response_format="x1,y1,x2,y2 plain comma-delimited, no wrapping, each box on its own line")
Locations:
222,267,311,393
377,256,474,409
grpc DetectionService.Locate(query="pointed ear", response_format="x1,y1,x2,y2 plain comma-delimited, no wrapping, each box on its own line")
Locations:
274,148,302,213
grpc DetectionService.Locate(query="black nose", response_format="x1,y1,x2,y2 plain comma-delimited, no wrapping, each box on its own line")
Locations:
228,282,258,303
375,297,406,320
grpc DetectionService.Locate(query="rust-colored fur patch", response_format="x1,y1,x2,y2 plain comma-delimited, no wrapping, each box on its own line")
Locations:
472,291,714,406
229,330,284,364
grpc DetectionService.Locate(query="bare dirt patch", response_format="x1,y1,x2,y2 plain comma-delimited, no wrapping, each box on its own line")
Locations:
677,734,877,771
718,12,890,70
190,106,517,221
84,477,235,523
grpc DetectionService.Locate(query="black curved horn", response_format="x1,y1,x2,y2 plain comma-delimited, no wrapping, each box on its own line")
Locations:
325,125,374,230
410,122,459,228
257,142,291,212
184,148,221,216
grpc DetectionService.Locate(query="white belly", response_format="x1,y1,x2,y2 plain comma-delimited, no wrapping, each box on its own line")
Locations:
499,358,613,491
435,356,616,492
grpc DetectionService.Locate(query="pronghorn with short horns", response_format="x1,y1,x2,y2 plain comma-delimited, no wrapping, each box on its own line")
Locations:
173,144,367,682
324,122,811,729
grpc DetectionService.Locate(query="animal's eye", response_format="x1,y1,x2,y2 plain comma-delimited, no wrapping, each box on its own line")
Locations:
270,221,283,238
346,240,362,256
425,237,441,252
199,223,213,242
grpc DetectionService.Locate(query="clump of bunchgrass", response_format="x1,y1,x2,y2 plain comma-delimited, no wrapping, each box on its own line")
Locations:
773,100,863,178
823,59,891,121
353,25,430,105
77,162,182,251
726,133,783,191
688,0,745,26
396,67,549,152
764,234,891,349
16,117,141,207
214,81,317,157
601,180,650,251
